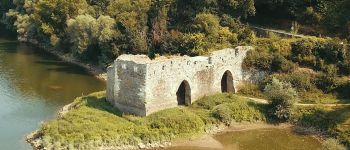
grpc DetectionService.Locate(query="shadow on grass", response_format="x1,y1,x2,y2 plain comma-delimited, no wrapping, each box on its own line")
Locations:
82,95,123,117
290,106,350,147
246,101,283,125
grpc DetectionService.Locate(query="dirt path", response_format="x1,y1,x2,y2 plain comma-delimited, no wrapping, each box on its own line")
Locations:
243,96,350,107
250,25,305,38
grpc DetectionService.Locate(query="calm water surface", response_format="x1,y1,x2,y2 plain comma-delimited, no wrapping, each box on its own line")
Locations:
168,128,322,150
0,29,105,150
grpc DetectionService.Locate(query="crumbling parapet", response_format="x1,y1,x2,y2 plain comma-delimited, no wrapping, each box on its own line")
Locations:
107,46,253,116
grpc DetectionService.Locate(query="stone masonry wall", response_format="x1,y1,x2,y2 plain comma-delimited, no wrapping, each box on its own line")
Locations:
107,46,253,116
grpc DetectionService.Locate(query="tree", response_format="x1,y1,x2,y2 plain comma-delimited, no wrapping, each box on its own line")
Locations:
67,14,97,55
107,0,151,54
264,78,298,121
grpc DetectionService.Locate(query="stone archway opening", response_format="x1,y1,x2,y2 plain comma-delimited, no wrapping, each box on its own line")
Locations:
176,80,191,106
221,70,234,93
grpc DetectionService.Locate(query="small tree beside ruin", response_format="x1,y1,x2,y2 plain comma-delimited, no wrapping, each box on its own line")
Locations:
264,78,298,121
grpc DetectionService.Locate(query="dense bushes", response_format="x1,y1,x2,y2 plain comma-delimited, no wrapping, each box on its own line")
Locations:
242,36,350,104
291,37,350,74
244,37,350,75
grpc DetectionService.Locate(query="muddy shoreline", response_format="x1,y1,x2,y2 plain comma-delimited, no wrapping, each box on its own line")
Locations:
26,115,326,150
170,122,326,149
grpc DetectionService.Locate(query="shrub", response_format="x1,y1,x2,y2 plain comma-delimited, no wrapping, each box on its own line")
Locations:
211,104,233,125
192,94,236,110
315,65,342,93
193,93,267,124
146,108,205,138
243,49,272,71
272,71,315,92
271,53,296,73
264,78,298,121
237,82,266,98
321,139,347,150
291,37,322,68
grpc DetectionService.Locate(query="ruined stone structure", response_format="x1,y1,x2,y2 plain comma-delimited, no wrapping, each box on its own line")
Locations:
107,46,253,116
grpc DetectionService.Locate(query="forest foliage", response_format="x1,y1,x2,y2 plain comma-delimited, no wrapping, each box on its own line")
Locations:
1,0,256,66
254,0,350,38
1,0,350,67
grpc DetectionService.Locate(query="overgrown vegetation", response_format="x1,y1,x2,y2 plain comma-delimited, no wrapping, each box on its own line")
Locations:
1,0,256,66
37,92,267,149
240,36,350,104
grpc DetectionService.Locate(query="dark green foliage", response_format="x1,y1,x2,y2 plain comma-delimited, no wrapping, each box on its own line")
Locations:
254,0,350,39
243,49,273,71
323,0,350,38
271,53,296,73
291,37,349,73
272,71,315,92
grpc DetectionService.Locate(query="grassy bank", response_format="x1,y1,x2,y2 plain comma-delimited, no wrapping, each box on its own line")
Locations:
291,105,350,147
28,91,349,149
30,92,267,149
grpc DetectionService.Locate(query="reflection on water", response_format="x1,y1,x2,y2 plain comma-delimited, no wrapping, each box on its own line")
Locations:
167,128,322,150
0,31,105,150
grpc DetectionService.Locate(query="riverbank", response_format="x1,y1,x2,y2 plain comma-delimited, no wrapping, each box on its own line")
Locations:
26,91,349,150
26,92,268,150
18,37,107,81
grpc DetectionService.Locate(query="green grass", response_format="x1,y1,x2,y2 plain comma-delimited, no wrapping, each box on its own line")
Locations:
36,91,350,149
37,92,267,149
298,90,344,104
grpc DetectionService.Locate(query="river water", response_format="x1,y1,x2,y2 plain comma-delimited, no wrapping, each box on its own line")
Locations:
0,28,105,149
168,128,322,150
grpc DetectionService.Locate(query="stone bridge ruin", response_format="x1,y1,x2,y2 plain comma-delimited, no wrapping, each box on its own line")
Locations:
107,46,252,116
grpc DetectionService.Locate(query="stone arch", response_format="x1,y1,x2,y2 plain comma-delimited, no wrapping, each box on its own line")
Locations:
176,80,191,106
221,70,235,93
